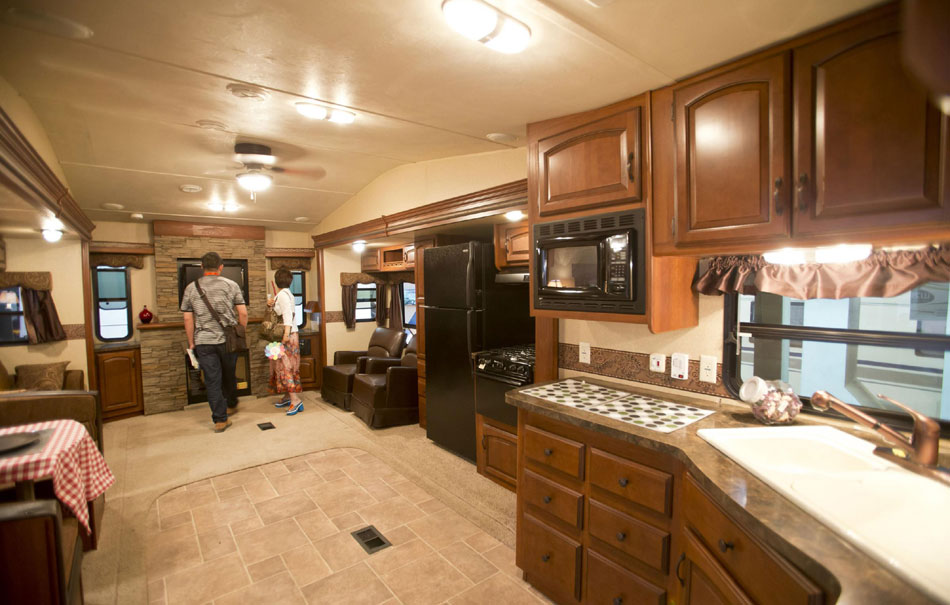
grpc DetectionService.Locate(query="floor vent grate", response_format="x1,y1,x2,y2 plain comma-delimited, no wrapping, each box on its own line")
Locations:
351,525,392,554
257,422,276,431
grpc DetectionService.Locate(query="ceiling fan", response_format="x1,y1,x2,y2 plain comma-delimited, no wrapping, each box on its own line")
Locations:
233,142,280,197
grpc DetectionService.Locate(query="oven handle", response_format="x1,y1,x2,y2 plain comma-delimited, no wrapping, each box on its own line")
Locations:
475,373,529,387
538,286,601,296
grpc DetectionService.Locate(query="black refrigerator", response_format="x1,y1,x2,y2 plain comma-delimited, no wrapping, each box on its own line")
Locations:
423,241,534,462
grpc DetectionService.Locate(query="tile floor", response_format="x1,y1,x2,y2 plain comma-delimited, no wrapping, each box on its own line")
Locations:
146,447,548,604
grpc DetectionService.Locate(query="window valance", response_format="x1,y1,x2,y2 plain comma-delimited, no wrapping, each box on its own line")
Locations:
90,253,145,269
0,272,52,291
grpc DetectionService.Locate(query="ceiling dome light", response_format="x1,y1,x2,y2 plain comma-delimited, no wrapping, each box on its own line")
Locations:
179,184,203,193
442,0,498,40
131,213,144,220
504,210,525,221
295,102,329,120
101,202,124,210
236,170,273,192
294,216,311,223
352,240,367,253
226,83,270,101
487,132,517,144
484,18,531,54
328,109,356,124
42,229,63,243
195,119,229,131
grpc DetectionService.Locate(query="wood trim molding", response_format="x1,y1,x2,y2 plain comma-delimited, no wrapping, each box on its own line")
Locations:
152,220,265,240
311,179,528,248
0,106,95,240
81,239,97,391
316,249,327,372
264,247,315,258
89,241,155,255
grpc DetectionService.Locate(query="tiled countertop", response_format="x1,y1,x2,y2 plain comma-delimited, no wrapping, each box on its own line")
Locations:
508,377,938,605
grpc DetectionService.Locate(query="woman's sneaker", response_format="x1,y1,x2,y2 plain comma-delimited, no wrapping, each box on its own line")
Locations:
274,397,291,408
286,401,304,416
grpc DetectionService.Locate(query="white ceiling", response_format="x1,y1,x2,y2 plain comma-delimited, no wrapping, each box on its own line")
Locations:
0,0,880,232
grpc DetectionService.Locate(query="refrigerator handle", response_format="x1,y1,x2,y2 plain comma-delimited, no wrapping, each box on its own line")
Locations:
465,246,475,308
466,310,474,356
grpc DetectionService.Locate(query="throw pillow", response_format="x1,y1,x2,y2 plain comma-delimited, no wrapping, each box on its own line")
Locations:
0,360,13,391
15,361,70,391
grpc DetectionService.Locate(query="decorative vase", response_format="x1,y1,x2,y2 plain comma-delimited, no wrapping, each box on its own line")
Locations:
139,305,153,324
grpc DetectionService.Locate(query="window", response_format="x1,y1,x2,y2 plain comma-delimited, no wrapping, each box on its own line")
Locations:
94,266,132,341
0,287,28,344
724,282,950,433
355,283,377,322
290,270,306,328
400,282,417,327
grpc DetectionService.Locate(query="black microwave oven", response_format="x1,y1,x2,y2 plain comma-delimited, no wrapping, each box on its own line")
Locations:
534,209,645,315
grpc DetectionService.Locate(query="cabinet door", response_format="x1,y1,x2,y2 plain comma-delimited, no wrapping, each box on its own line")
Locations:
673,53,790,245
403,245,416,268
793,13,950,236
537,106,642,216
478,419,518,491
299,357,316,385
679,527,754,605
361,250,380,272
97,349,142,416
493,222,530,270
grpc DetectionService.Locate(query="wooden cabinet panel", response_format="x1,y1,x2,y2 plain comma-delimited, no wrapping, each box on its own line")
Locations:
403,245,416,268
493,221,530,270
380,245,405,270
477,417,517,492
793,13,950,235
360,250,380,272
520,514,583,602
536,106,643,217
299,334,321,390
96,347,143,420
673,53,790,245
680,527,754,605
522,469,583,529
524,424,585,480
587,548,666,605
298,358,315,383
588,500,670,574
589,448,672,517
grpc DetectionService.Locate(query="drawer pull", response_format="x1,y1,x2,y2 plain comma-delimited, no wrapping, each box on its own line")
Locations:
616,532,626,542
541,554,551,563
543,495,552,504
718,539,734,553
618,477,629,487
613,598,623,605
543,448,553,456
675,553,686,586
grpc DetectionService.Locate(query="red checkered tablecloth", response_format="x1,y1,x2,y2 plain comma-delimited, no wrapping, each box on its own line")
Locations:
0,419,115,533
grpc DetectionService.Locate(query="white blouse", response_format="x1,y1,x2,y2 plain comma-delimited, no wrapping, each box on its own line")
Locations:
274,288,298,333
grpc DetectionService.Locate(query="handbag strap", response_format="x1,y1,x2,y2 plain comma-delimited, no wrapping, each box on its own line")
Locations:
194,277,229,330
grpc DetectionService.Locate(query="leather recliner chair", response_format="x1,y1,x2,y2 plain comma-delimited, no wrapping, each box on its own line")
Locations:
350,337,419,429
321,327,406,410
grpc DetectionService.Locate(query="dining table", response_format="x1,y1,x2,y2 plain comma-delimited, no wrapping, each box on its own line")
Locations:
0,419,115,533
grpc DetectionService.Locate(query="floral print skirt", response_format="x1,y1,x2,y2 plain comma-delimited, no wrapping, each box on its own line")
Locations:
269,332,302,394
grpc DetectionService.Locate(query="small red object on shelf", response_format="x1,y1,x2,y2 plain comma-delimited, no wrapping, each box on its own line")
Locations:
139,305,153,324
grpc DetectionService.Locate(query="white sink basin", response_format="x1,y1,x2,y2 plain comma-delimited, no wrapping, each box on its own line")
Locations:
698,426,950,604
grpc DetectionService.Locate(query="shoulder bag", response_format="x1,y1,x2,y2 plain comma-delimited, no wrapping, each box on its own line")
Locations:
194,278,248,353
261,290,287,342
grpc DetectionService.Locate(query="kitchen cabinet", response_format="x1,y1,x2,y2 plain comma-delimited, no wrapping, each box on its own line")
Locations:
360,249,380,272
493,221,530,270
96,346,143,421
379,244,415,271
298,332,321,390
476,414,517,492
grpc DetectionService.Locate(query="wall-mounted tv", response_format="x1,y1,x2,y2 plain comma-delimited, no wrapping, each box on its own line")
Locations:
177,259,249,307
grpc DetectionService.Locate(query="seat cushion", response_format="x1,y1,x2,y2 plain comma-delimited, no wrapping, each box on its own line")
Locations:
0,362,12,391
352,374,387,409
322,364,357,392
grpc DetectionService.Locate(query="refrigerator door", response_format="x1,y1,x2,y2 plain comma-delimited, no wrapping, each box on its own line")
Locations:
423,242,485,309
424,307,477,461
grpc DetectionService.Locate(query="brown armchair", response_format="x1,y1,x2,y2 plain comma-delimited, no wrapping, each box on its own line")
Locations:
351,337,419,429
321,327,407,410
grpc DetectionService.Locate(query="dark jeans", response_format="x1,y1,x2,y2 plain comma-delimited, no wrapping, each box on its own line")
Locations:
195,343,238,423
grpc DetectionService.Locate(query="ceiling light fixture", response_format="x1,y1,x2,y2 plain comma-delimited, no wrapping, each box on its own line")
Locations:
2,7,94,39
504,210,525,221
295,102,329,120
130,213,144,220
487,132,517,144
236,170,272,192
352,240,367,253
195,119,230,131
442,0,531,54
42,229,63,243
294,216,311,223
179,184,203,193
207,201,224,212
226,83,270,101
328,109,356,124
224,202,239,213
101,202,124,210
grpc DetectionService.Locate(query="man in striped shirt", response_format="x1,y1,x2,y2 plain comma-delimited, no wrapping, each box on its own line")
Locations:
182,251,248,432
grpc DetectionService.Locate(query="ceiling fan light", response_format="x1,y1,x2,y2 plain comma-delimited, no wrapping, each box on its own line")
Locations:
442,0,498,40
328,109,356,124
295,102,328,120
484,17,531,54
236,171,272,192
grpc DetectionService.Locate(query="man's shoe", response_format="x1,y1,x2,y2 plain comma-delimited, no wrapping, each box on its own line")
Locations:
213,419,233,433
286,402,304,416
274,397,291,408
227,406,239,416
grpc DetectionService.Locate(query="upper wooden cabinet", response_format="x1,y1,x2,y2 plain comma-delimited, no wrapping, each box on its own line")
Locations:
673,53,790,246
532,97,646,217
494,221,530,270
792,13,950,236
364,244,415,272
360,249,380,272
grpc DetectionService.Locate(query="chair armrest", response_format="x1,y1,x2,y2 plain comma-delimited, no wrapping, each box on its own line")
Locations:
362,358,403,374
333,350,367,365
63,371,85,391
385,366,418,407
0,391,103,454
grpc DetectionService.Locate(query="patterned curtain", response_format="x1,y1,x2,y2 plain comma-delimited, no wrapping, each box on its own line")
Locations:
341,284,357,329
21,288,66,344
389,281,403,332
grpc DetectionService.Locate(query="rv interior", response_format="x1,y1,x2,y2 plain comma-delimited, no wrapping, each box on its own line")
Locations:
1,0,949,603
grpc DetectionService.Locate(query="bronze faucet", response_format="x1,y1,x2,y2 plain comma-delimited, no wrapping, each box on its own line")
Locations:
811,391,943,473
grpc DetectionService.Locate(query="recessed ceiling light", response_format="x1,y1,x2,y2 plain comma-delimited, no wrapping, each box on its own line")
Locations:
352,240,367,253
227,83,270,101
328,109,356,124
442,0,531,54
236,170,273,192
2,7,94,39
195,119,229,131
179,184,203,193
130,213,144,220
101,202,124,210
504,210,525,221
486,132,516,144
295,102,329,120
294,216,311,223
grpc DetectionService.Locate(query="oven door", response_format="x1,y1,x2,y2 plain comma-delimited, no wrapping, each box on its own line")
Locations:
537,237,605,298
474,373,525,427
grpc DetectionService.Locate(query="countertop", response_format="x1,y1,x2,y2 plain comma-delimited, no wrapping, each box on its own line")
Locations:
94,341,141,352
508,377,940,605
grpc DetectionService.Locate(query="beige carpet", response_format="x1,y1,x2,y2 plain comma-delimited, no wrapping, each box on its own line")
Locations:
83,391,518,604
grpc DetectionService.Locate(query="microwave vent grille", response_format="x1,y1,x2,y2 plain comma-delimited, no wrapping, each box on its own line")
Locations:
538,225,551,237
552,224,566,235
618,213,636,227
600,217,616,229
583,219,597,231
567,222,581,233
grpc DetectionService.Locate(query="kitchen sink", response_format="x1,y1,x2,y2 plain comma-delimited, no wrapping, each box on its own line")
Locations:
698,426,950,604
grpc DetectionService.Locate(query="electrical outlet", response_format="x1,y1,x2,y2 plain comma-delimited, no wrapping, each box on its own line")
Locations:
671,352,689,380
649,353,665,373
579,342,591,364
700,355,717,383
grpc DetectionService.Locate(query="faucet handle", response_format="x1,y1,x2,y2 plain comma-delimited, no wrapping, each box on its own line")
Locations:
877,394,941,466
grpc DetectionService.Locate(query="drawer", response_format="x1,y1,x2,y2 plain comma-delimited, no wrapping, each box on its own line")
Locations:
521,469,584,529
587,548,666,605
683,475,822,605
520,514,582,601
524,424,585,480
589,500,670,573
590,448,672,517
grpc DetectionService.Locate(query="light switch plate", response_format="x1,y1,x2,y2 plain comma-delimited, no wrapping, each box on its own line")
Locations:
671,352,689,380
649,353,665,373
700,355,717,383
579,342,591,364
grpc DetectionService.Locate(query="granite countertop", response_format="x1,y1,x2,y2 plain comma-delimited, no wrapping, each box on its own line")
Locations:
94,341,141,352
508,377,938,605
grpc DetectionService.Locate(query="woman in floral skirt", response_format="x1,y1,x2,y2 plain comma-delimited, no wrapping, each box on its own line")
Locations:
269,268,303,415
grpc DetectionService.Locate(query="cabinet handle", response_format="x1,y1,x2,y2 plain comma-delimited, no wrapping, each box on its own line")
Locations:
504,238,510,256
481,436,487,450
718,539,734,553
675,553,686,586
626,152,635,182
618,477,629,488
541,554,551,563
543,448,553,456
773,177,784,215
543,495,552,504
797,173,809,212
616,532,626,542
613,598,623,605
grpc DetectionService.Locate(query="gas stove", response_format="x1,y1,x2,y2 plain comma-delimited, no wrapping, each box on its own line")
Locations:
475,344,535,385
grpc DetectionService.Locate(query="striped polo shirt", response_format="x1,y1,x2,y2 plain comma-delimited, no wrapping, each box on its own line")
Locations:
180,275,245,345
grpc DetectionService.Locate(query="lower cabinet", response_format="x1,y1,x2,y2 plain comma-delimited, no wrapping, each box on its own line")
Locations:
95,346,143,421
476,415,518,492
298,333,321,390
